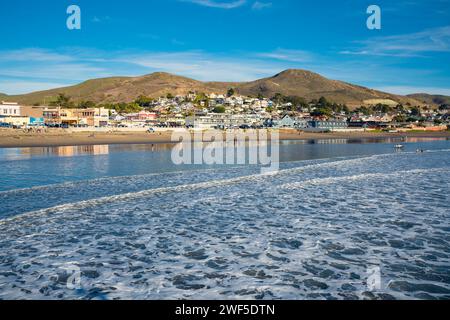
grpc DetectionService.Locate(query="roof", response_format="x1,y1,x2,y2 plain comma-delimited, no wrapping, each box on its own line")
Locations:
1,101,19,106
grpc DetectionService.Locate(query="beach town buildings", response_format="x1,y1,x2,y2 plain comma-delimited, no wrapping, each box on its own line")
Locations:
307,119,349,131
0,102,110,128
125,111,158,123
43,107,109,127
0,102,21,116
1,93,449,131
186,112,265,129
275,115,296,128
0,102,28,126
186,114,242,129
0,102,45,126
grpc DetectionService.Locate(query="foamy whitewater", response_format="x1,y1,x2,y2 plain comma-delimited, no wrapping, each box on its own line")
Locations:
0,140,449,300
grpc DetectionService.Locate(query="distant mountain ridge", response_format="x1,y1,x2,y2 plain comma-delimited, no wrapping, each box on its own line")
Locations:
407,93,450,106
0,69,436,108
235,70,420,107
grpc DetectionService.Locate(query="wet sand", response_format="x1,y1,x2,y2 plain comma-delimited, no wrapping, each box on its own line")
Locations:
0,128,449,148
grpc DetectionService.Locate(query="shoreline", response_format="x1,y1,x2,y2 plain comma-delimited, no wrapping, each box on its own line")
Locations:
0,129,449,148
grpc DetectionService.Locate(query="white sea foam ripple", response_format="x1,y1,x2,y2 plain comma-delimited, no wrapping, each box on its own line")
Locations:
0,151,449,300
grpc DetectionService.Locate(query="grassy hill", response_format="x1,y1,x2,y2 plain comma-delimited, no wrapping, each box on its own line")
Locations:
407,93,450,106
7,73,240,105
4,69,425,108
236,69,420,107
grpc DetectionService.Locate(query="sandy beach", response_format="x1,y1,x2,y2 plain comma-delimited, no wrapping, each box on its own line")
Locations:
0,128,449,148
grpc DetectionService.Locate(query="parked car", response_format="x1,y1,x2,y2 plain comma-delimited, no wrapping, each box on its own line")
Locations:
0,122,12,128
147,128,155,133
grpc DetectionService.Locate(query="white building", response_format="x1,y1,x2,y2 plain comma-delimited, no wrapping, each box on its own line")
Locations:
186,113,248,129
0,102,21,117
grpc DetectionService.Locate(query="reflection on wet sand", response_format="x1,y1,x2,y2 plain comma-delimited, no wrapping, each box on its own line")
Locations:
0,137,448,161
1,145,110,161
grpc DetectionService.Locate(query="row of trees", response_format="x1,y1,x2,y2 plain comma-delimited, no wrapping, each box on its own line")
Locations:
309,97,350,117
47,94,144,114
355,104,422,117
269,94,351,116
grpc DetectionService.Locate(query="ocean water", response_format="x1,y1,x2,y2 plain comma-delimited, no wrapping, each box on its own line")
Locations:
0,138,449,300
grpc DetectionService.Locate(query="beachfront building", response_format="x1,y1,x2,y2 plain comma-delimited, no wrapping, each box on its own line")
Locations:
0,102,32,127
308,119,349,131
125,111,158,122
186,113,247,129
60,109,80,126
116,111,158,127
295,118,309,129
42,107,110,127
0,116,30,126
0,102,21,117
186,115,217,129
43,108,62,125
76,108,110,127
165,114,186,127
19,106,45,125
274,115,296,128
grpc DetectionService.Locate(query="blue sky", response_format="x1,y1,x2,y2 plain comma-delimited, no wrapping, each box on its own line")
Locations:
0,0,449,95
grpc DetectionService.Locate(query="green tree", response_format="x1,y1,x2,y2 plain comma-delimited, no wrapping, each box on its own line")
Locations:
194,93,209,108
311,107,333,117
212,106,226,114
227,88,235,97
51,93,74,108
373,103,392,113
124,103,143,113
135,95,154,108
284,96,308,110
355,106,370,115
410,106,421,117
272,93,284,104
110,102,143,114
394,115,407,122
318,96,329,107
78,100,96,109
342,105,350,114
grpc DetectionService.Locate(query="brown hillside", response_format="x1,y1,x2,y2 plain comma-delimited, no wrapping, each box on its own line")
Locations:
236,69,419,107
3,69,424,108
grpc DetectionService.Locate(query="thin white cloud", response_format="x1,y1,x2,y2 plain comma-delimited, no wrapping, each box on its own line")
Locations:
0,63,110,81
252,1,272,10
179,0,246,9
171,39,186,46
92,16,111,23
341,25,450,57
257,49,313,63
0,47,448,96
116,51,282,81
0,48,74,62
